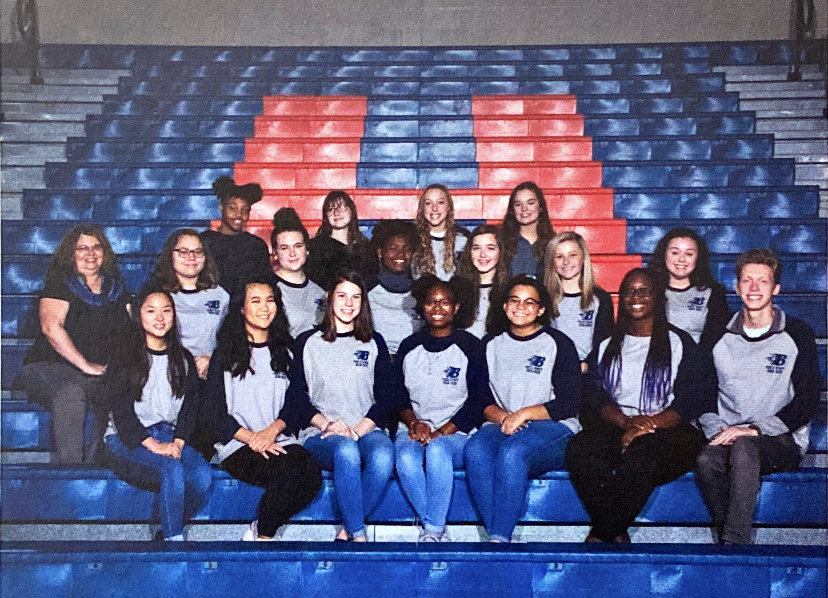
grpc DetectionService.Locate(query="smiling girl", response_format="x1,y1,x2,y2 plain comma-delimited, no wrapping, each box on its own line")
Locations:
500,181,554,278
292,270,397,541
395,276,490,541
104,286,212,541
411,184,469,281
457,224,509,339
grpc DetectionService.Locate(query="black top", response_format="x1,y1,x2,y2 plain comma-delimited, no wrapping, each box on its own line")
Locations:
305,235,378,291
24,276,131,367
200,229,271,297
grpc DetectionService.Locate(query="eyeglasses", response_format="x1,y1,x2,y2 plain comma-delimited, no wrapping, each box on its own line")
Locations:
75,244,104,254
326,204,349,215
173,248,205,259
622,287,653,298
507,297,540,308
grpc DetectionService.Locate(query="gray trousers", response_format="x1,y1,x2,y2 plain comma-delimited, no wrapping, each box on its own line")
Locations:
695,434,801,544
21,361,108,464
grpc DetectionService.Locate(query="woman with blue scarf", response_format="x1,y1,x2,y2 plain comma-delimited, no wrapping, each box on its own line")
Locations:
21,224,131,464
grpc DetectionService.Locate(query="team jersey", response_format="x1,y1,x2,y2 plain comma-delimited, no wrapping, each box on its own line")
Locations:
550,288,613,361
369,283,422,354
171,286,229,356
275,275,325,338
664,283,729,350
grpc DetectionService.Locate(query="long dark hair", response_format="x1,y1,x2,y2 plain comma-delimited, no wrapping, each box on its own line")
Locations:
46,224,121,284
315,190,368,248
411,275,476,331
153,229,220,293
321,269,374,343
112,286,189,400
412,184,460,276
500,181,554,267
647,227,716,289
457,224,509,328
600,268,672,414
216,277,293,378
488,274,554,337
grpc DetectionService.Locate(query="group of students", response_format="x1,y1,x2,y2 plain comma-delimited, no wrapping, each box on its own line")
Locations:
20,176,821,546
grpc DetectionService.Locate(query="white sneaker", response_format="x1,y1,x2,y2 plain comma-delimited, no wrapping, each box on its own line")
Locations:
241,521,258,542
418,528,440,542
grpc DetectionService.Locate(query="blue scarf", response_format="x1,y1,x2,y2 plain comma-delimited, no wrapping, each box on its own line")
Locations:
377,267,412,293
65,273,124,308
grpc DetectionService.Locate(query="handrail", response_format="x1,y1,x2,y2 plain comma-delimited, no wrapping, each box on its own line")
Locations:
15,0,43,85
788,0,816,82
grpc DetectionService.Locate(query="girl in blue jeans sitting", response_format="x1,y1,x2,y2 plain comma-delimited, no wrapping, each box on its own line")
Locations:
292,270,397,542
395,276,490,542
464,275,582,542
104,286,213,541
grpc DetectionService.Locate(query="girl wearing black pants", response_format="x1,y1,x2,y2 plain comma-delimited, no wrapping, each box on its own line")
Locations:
565,268,715,543
202,277,322,541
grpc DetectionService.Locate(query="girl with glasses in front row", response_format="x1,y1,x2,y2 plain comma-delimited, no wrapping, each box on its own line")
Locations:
565,268,714,543
464,275,581,543
153,229,229,380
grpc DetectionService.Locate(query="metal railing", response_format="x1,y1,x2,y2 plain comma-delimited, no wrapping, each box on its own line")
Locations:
15,0,43,85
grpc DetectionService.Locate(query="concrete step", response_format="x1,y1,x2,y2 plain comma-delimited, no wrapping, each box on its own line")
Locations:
1,101,102,116
1,83,118,96
775,139,828,156
0,74,124,86
1,89,115,103
715,64,824,77
1,192,24,219
741,98,827,112
0,142,66,165
2,111,91,122
1,67,130,82
0,166,45,192
726,80,826,93
755,108,827,119
756,118,828,134
0,121,86,141
735,89,826,101
795,163,828,181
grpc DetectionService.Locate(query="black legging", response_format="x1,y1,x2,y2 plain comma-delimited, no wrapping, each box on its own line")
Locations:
565,419,705,541
222,443,322,537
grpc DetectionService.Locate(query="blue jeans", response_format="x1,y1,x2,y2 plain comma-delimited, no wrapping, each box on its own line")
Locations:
105,422,213,539
395,432,467,533
464,420,573,542
304,429,394,538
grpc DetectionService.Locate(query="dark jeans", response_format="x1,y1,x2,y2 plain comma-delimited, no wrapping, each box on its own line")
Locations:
696,434,801,544
221,444,322,538
21,361,107,464
565,419,705,541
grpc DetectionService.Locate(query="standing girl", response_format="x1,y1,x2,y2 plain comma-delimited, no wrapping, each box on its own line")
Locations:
647,227,730,352
500,181,554,278
457,224,508,339
153,229,229,380
565,268,714,543
104,287,213,541
202,278,322,541
544,231,614,369
411,184,469,281
464,275,581,543
305,190,377,290
395,276,490,542
292,270,396,542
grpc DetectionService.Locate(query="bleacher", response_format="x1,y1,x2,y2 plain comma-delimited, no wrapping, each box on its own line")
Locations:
1,38,826,597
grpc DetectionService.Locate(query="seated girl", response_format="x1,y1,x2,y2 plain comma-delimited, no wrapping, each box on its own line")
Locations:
457,224,508,339
271,207,326,338
292,270,396,542
395,276,490,542
367,219,422,355
411,184,469,281
202,277,322,541
464,275,581,543
544,231,614,370
565,268,715,543
104,286,212,541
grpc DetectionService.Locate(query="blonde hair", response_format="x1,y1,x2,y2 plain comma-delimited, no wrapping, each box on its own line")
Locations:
544,231,597,317
412,184,459,276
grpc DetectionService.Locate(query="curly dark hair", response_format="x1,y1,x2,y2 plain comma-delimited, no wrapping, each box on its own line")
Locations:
411,275,476,330
216,277,293,378
271,207,310,247
212,175,263,205
500,181,554,268
488,274,553,336
153,229,220,293
46,224,121,284
370,219,419,256
647,227,716,289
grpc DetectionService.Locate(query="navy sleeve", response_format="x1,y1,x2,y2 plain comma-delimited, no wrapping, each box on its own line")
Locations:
172,351,200,444
775,318,821,431
592,288,615,357
450,332,493,433
281,330,320,433
670,327,718,422
201,350,244,445
699,283,730,353
581,345,615,417
108,364,151,450
366,332,397,430
544,329,582,421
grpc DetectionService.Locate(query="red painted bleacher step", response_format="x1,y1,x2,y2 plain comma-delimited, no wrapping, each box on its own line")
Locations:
253,116,366,138
476,138,594,162
234,163,357,189
261,96,368,116
473,116,585,137
478,162,604,189
471,96,579,115
245,140,362,163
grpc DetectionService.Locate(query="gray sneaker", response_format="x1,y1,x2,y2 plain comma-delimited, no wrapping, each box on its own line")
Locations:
418,528,440,542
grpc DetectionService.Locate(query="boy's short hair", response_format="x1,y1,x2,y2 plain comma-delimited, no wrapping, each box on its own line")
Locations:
735,248,782,285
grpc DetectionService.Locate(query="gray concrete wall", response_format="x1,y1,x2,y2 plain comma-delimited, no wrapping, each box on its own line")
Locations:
1,0,825,46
